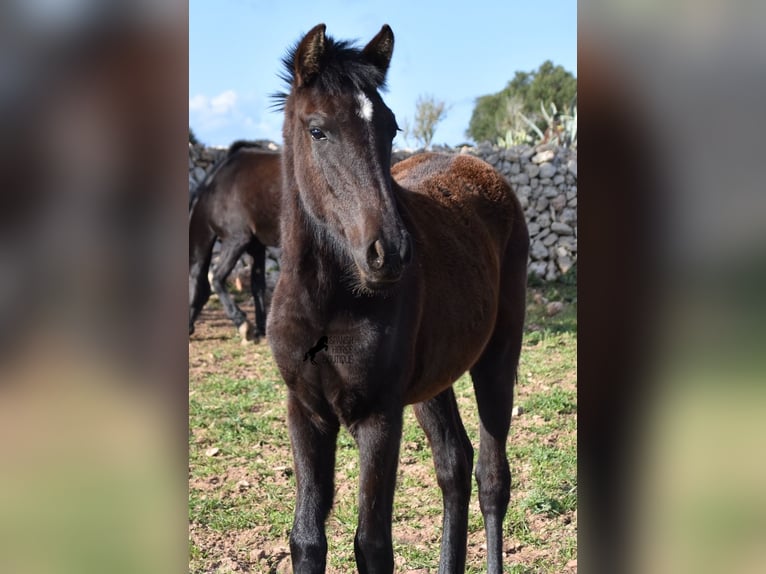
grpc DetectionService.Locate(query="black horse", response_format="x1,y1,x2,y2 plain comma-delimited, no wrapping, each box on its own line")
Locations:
268,24,529,573
189,141,281,341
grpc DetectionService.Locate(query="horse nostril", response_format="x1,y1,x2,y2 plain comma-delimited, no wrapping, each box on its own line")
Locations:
367,239,386,270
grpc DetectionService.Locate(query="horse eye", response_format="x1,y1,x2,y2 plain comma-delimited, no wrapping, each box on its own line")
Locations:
309,127,327,141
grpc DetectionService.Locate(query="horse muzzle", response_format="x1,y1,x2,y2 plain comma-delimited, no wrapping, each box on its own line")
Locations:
358,230,412,288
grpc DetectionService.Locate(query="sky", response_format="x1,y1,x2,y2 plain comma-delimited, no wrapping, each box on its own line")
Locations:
189,0,577,149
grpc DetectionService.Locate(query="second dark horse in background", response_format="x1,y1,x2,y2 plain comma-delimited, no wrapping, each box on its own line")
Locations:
189,141,281,341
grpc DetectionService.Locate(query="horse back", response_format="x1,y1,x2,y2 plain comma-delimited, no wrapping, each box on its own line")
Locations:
201,148,282,247
233,149,282,247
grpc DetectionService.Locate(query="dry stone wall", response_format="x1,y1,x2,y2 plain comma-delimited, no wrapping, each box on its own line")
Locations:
189,141,577,282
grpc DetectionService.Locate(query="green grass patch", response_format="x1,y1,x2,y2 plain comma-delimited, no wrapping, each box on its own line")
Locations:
189,278,577,572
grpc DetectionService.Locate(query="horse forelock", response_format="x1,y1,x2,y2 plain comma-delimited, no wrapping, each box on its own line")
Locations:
271,34,387,111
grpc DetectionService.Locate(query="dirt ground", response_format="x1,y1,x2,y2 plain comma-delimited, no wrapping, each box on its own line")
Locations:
190,292,577,573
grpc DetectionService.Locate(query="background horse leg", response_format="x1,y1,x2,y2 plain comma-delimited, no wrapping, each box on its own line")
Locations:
352,410,403,574
246,239,267,339
189,216,216,335
286,394,339,574
413,388,474,574
210,235,251,341
469,243,527,574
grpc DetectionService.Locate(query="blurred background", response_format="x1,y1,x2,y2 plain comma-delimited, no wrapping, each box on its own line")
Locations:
0,1,188,573
578,1,766,573
1,0,765,572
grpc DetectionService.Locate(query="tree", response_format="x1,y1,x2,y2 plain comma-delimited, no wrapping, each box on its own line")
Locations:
467,61,576,144
189,127,200,145
406,95,448,150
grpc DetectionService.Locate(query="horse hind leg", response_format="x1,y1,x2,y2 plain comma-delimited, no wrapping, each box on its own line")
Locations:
189,215,216,335
413,388,473,573
210,236,252,341
470,239,527,574
246,239,267,340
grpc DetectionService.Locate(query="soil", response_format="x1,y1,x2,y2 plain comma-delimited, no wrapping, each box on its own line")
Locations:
190,296,576,573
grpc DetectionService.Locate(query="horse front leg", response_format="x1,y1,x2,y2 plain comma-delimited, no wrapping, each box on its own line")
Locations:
287,392,339,574
352,409,403,574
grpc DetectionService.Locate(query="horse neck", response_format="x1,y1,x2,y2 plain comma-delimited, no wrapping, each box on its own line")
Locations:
278,149,345,296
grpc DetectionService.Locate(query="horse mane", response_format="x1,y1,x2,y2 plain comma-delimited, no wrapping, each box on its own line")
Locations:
271,32,388,111
227,139,270,156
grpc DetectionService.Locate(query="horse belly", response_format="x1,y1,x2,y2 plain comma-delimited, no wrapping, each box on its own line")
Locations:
404,259,500,405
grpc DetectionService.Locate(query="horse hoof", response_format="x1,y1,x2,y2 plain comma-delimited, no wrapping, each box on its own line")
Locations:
239,321,263,344
238,322,252,338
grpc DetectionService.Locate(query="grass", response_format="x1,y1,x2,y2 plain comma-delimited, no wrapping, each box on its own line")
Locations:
189,278,576,573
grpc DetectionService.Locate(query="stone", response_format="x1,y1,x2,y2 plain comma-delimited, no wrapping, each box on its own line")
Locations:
557,256,574,274
508,161,521,175
193,166,206,182
511,173,529,185
486,153,499,166
551,194,567,211
536,212,551,229
535,197,549,211
525,163,540,178
542,233,558,246
530,240,549,260
561,208,577,225
518,195,529,209
517,185,532,197
539,162,557,179
546,301,564,316
526,222,540,236
545,261,559,281
559,236,577,252
551,222,574,235
567,158,577,178
522,147,536,160
553,174,565,185
528,261,547,277
543,186,559,198
502,149,520,161
532,149,555,164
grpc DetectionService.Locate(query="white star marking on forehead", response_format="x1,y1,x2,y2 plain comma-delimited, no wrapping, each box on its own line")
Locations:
356,91,373,122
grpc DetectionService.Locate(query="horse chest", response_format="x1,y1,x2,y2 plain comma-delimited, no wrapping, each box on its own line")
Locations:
269,290,413,423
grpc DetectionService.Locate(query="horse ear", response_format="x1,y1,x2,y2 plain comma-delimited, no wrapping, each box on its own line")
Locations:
362,24,394,82
294,23,327,87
